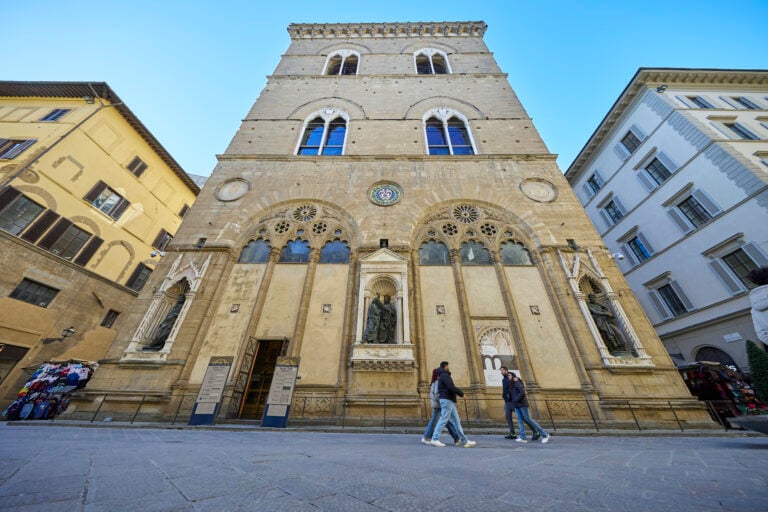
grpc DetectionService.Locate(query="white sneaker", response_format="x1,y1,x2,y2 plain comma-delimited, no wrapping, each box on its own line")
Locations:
515,438,528,443
430,439,446,447
454,440,463,446
420,437,429,445
462,440,476,448
541,435,550,444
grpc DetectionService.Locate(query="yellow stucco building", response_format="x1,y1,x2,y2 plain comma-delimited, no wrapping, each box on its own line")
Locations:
0,81,199,403
82,23,713,429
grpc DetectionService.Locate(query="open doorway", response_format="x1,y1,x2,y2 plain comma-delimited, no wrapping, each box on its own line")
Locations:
238,339,286,419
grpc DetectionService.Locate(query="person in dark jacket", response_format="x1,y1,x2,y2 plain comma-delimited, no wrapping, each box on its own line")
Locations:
429,361,476,447
500,367,518,439
510,373,550,443
421,367,460,444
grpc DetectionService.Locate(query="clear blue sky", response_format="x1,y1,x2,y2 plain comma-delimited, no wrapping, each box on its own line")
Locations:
4,1,767,176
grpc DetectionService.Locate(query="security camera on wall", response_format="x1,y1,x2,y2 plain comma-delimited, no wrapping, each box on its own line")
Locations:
150,250,167,258
610,253,625,261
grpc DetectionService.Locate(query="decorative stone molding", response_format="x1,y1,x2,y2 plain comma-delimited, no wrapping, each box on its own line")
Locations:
288,22,487,40
122,254,212,362
558,249,654,369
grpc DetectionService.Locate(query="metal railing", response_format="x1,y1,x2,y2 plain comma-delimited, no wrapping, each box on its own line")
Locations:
29,394,747,432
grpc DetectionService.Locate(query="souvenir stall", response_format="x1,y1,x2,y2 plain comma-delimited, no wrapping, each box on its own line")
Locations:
1,360,97,421
678,361,764,427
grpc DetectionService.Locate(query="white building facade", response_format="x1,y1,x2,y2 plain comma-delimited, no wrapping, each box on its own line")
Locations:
566,68,768,372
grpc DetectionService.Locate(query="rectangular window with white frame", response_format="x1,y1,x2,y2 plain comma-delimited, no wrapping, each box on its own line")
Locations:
635,151,678,191
614,124,646,160
708,242,768,296
84,181,130,220
0,138,36,159
648,281,693,320
581,170,604,199
619,231,654,266
667,189,721,234
39,109,71,122
724,122,760,140
598,196,626,229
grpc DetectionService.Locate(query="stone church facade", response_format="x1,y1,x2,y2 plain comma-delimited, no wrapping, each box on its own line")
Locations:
81,22,712,428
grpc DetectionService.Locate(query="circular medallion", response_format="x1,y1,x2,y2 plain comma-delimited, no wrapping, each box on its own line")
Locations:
368,181,402,206
520,178,558,203
215,178,250,202
453,204,479,224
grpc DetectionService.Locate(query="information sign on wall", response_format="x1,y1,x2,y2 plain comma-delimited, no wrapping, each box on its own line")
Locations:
189,356,233,426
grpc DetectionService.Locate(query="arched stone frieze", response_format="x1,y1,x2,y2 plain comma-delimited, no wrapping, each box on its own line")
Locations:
403,96,484,120
317,41,373,55
399,40,460,55
13,184,57,211
69,216,101,237
287,97,367,121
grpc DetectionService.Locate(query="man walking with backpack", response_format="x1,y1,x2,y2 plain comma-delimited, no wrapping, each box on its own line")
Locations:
510,372,550,443
421,367,460,445
429,361,476,448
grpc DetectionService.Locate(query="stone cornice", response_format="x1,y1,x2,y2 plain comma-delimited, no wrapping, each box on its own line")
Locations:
287,21,487,40
216,153,557,162
565,68,768,180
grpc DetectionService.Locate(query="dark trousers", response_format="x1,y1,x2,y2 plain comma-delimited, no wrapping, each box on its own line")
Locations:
504,401,517,433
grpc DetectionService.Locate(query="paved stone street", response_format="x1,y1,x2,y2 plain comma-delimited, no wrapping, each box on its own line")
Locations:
0,425,766,511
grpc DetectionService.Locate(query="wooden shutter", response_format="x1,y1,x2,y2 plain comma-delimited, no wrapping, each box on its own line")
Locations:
668,208,693,234
599,209,614,230
621,245,638,266
613,196,626,215
670,280,694,311
110,198,130,220
37,218,73,250
581,183,595,200
2,139,36,159
179,204,190,218
648,291,672,321
20,210,59,243
691,189,722,217
614,143,630,160
637,233,654,255
742,242,768,268
126,263,149,290
656,152,678,173
84,181,107,202
629,124,647,141
636,170,657,191
74,236,104,266
152,229,168,249
708,260,744,295
0,187,21,211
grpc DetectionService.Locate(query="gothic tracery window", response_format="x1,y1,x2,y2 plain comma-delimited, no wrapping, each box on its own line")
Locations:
325,51,359,75
319,239,350,263
279,239,311,263
414,49,450,74
297,110,348,156
419,241,450,265
424,110,475,155
460,241,491,265
238,239,271,263
500,241,532,265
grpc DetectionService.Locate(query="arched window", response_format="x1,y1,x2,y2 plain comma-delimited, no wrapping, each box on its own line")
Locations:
424,109,475,155
296,110,349,156
500,241,532,265
419,241,450,265
324,50,359,75
279,239,311,263
319,239,350,263
414,49,451,74
238,239,271,263
695,346,739,370
460,241,491,265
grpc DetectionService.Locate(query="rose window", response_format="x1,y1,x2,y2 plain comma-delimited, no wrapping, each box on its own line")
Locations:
442,223,458,236
293,204,318,222
452,204,479,224
480,223,498,237
275,221,291,234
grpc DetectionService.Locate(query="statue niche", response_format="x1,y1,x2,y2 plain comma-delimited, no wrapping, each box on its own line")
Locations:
143,278,190,351
363,293,397,344
580,279,633,356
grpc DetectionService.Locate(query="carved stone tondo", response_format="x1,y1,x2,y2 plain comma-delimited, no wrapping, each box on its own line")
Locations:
368,181,402,206
215,178,251,201
520,178,557,203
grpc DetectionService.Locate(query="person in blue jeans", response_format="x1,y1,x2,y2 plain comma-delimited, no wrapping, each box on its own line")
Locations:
430,361,476,448
510,373,550,444
422,367,460,444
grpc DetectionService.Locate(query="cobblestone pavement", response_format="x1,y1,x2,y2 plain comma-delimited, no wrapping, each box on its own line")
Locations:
0,425,766,511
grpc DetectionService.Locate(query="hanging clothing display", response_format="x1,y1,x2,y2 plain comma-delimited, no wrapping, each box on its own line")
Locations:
1,360,96,421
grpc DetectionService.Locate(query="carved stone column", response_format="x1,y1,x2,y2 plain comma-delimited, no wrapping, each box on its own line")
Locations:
490,249,536,383
449,249,481,386
290,248,320,357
